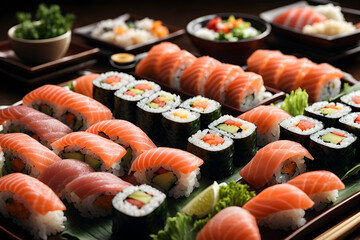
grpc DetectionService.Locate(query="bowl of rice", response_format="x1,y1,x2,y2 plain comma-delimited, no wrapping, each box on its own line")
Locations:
186,12,271,65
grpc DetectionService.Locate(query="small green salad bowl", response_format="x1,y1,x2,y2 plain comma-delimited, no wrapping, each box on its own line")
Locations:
186,12,271,65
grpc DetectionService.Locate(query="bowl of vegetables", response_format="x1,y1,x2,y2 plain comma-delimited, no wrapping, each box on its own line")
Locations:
186,13,271,65
8,4,75,65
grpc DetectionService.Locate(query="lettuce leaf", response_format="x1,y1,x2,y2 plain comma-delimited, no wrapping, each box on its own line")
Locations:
280,88,309,116
68,81,75,92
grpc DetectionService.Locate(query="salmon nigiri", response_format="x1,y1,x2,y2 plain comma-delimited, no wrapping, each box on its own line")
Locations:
196,206,261,240
287,170,345,211
240,140,314,189
73,73,100,98
243,184,314,230
130,147,203,198
237,105,291,146
179,56,221,95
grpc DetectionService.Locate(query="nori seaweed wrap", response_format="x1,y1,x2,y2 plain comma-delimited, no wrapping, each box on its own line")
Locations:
161,108,201,150
187,129,234,179
340,90,360,112
112,184,167,239
339,112,360,158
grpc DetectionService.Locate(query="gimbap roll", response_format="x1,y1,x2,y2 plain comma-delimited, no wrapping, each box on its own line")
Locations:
113,80,161,123
161,108,201,149
209,115,257,166
304,101,351,128
112,184,167,239
93,71,135,111
187,129,234,179
309,127,357,177
279,115,324,148
180,96,221,129
136,91,181,142
340,90,360,112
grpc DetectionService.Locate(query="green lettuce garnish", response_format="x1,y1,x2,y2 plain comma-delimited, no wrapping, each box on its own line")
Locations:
68,81,75,92
280,88,309,116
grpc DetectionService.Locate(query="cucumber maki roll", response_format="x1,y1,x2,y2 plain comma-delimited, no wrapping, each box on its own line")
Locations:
187,129,234,179
304,101,351,128
340,90,360,112
112,184,167,239
279,115,324,148
161,108,201,150
208,115,256,166
309,127,357,178
93,71,135,112
114,80,161,123
136,91,181,143
180,96,221,129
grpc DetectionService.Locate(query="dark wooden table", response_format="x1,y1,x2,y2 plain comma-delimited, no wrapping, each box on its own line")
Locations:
0,0,360,239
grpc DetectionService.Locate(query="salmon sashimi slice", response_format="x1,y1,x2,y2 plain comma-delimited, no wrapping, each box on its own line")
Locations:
273,7,326,30
0,105,72,146
38,159,95,197
130,147,203,174
239,140,314,189
243,184,314,221
204,63,244,103
247,49,282,74
135,42,180,79
0,173,66,215
277,58,315,93
157,50,197,88
225,72,264,110
22,84,113,130
196,206,261,240
0,133,61,176
51,132,127,169
300,63,343,102
179,56,221,95
73,73,100,98
86,119,156,158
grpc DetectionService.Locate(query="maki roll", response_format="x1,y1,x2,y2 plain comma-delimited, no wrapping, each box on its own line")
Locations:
180,96,221,129
304,101,351,128
279,115,324,148
113,80,161,123
112,184,167,239
339,113,360,157
136,91,181,142
309,127,357,177
209,115,256,166
187,129,234,179
92,71,135,112
161,108,201,149
340,90,360,112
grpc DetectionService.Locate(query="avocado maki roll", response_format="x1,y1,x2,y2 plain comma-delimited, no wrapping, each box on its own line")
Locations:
208,115,257,166
279,115,324,148
114,80,161,123
93,71,135,112
112,184,167,239
340,90,360,112
161,108,201,150
304,101,351,128
136,91,181,143
187,129,234,179
180,96,221,129
309,127,357,177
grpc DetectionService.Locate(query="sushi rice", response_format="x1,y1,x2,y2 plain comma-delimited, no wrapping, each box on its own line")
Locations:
258,209,306,230
310,127,356,149
280,115,324,135
115,80,161,101
0,148,41,177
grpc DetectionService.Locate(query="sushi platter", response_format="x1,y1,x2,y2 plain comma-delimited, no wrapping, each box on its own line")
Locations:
1,1,360,240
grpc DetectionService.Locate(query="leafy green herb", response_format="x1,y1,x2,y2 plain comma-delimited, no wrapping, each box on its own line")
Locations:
68,81,75,92
280,88,309,116
341,164,360,181
14,3,75,40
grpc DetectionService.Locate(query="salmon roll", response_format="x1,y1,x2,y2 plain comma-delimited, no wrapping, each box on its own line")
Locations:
0,105,72,148
239,140,314,189
72,73,100,98
86,119,157,171
0,173,66,240
225,72,266,111
22,84,112,131
179,56,221,95
157,50,197,88
0,133,61,177
64,172,132,218
196,206,261,240
51,132,128,176
247,49,282,73
243,184,314,230
130,147,204,198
